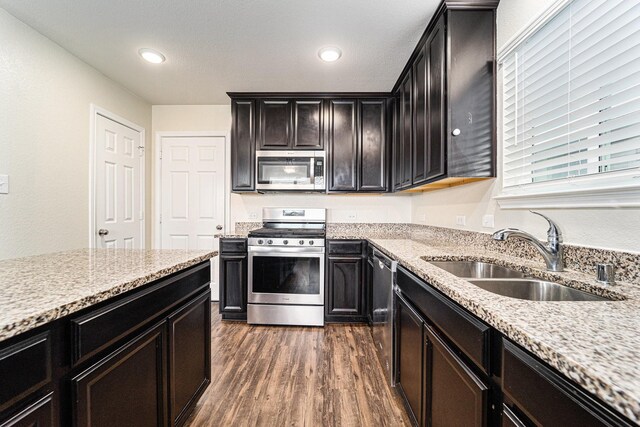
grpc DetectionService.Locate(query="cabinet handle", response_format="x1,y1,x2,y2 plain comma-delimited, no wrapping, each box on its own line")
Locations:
452,128,461,136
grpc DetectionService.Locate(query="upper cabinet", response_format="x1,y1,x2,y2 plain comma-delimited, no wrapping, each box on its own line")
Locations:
392,3,497,192
327,99,358,192
231,99,255,192
256,99,324,150
293,100,324,150
358,99,387,192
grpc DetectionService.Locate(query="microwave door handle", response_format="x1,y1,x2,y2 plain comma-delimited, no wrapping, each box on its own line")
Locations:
310,158,315,181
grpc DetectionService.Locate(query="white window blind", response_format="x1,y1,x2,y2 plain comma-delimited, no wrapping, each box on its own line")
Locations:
502,0,640,190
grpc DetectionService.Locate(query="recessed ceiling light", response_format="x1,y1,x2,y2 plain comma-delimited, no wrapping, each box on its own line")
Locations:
318,46,342,62
138,48,166,64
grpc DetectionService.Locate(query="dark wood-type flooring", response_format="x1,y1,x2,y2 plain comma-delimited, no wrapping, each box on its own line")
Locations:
184,303,411,427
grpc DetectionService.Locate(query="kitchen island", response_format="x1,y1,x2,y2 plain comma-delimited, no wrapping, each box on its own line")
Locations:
0,248,215,427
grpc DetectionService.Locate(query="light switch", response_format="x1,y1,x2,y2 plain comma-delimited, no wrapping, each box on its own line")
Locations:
0,174,8,194
455,215,466,226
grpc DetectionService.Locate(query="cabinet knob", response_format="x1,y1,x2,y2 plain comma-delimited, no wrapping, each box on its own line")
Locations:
216,225,223,230
98,229,109,236
452,128,461,136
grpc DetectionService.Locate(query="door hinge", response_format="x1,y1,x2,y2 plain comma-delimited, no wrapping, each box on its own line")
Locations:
159,149,162,160
138,145,145,157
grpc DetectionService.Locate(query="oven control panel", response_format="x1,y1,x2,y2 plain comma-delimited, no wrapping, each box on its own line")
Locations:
248,237,325,247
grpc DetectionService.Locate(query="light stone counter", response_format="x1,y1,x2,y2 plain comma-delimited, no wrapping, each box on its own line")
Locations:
0,248,216,342
367,237,640,424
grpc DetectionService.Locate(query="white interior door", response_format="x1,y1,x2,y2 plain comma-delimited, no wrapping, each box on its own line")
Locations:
160,136,225,300
95,114,144,248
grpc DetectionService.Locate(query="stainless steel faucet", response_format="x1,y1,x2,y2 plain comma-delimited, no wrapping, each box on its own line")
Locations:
492,211,564,272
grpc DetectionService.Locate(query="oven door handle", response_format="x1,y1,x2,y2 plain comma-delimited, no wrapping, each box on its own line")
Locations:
248,246,325,254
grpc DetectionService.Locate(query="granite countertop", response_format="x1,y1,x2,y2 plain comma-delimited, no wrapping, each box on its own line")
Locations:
0,248,216,343
366,238,640,423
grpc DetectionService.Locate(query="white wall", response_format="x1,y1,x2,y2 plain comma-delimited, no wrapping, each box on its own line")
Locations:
0,9,152,260
410,0,640,253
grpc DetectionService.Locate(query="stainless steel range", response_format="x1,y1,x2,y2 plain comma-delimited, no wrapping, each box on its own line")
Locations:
247,208,326,326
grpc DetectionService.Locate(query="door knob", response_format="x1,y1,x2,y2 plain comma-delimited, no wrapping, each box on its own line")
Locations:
452,128,461,136
98,229,109,236
216,225,223,230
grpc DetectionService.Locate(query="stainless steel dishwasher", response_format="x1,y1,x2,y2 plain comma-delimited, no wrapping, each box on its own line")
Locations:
370,248,397,386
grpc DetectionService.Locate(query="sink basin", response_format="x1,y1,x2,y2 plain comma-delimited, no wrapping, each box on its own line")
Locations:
429,261,525,279
467,279,610,302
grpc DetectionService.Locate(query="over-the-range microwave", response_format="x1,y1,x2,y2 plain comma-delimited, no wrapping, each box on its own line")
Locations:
255,150,325,191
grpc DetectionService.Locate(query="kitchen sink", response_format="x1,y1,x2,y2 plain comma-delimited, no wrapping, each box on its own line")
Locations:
428,261,525,279
467,279,610,302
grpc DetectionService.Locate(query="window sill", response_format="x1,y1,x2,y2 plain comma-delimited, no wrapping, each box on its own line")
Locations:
495,184,640,209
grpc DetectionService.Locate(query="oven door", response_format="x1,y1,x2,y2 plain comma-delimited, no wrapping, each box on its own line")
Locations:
255,152,316,191
248,246,325,305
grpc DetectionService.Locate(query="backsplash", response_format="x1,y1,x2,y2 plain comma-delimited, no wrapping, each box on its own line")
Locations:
233,221,640,284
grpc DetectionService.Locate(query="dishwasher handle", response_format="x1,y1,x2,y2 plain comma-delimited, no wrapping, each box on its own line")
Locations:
373,249,397,273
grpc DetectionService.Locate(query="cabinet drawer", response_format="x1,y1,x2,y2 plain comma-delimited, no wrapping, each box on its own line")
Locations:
0,331,51,412
70,262,210,365
220,239,247,254
502,340,631,427
396,267,489,373
327,240,365,255
0,392,53,427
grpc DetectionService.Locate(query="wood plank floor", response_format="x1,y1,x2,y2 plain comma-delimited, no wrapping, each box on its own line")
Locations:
184,304,412,427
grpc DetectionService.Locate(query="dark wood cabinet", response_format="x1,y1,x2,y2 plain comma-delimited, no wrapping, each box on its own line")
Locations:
325,240,367,322
258,100,292,149
412,45,428,186
231,100,255,191
502,340,634,427
425,325,488,427
293,100,324,149
71,322,167,427
167,291,211,426
400,72,413,189
1,393,53,427
327,100,358,192
358,99,387,191
0,263,211,427
426,18,446,182
392,95,403,190
396,294,423,426
219,238,248,321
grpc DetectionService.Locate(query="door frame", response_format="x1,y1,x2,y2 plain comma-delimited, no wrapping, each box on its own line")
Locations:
153,131,231,249
89,104,146,249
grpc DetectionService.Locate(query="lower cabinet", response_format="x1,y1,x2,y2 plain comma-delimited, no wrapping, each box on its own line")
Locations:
168,292,212,426
325,240,367,322
425,325,488,427
219,239,248,321
0,393,53,427
396,294,424,425
72,323,167,427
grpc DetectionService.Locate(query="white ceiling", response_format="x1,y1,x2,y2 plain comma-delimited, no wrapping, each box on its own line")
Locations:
0,0,440,105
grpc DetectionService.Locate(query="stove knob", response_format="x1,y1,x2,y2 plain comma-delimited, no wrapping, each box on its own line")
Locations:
283,240,289,245
267,239,273,245
257,239,264,245
309,240,314,246
299,240,304,245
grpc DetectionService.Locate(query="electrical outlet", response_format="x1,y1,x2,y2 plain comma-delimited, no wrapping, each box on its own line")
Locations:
0,175,8,194
420,213,427,222
248,212,258,220
455,215,466,226
482,214,495,228
347,211,357,220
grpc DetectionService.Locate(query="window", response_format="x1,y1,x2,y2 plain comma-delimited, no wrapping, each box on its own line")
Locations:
498,0,640,207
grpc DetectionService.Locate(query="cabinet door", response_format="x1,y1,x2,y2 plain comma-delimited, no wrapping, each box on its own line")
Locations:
425,325,488,427
326,256,363,318
392,95,404,190
1,393,53,427
293,100,324,149
219,254,247,316
359,99,387,191
427,18,446,181
396,295,423,426
168,292,211,426
231,100,255,191
71,323,166,427
412,45,429,186
327,100,358,192
400,72,413,188
258,100,292,149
